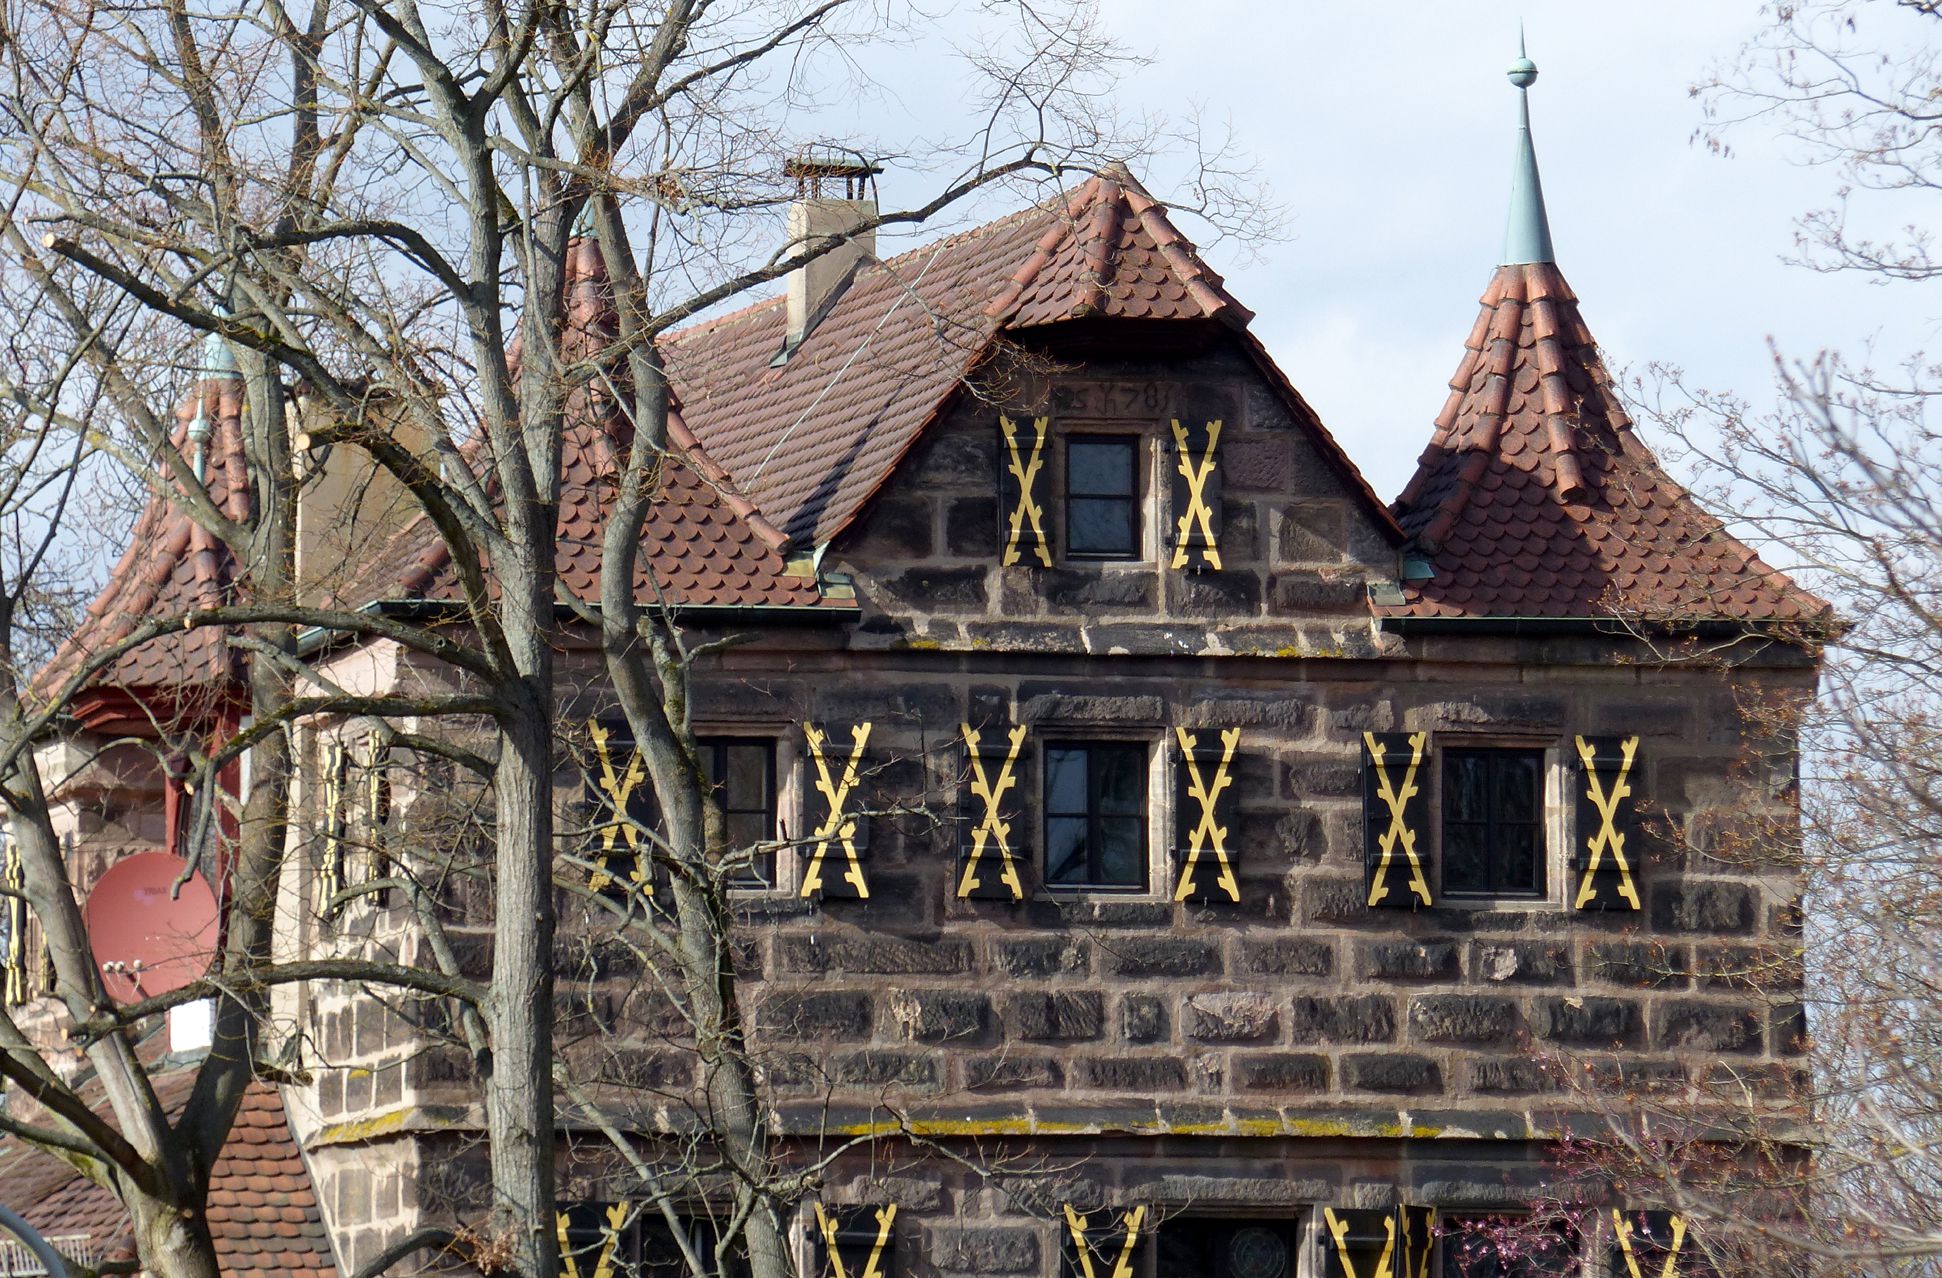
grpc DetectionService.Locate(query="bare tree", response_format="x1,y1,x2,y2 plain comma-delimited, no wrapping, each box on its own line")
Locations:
0,3,1244,1278
1517,4,1942,1271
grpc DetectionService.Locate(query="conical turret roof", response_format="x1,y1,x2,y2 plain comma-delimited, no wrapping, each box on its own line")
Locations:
35,361,252,725
1387,47,1829,628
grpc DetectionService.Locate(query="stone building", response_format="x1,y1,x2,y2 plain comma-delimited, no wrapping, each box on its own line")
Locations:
3,52,1823,1278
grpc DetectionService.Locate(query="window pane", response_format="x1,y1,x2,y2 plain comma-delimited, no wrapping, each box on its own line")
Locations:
1046,748,1088,815
1498,825,1542,895
1068,440,1133,495
1097,816,1145,888
1045,816,1089,884
727,812,769,851
720,744,769,809
1493,752,1541,822
1444,824,1487,893
1068,496,1136,556
1445,753,1488,822
1095,747,1146,813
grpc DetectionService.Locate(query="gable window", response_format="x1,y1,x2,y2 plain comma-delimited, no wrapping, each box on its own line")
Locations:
705,738,778,888
1441,748,1545,897
1064,436,1140,558
1044,741,1147,890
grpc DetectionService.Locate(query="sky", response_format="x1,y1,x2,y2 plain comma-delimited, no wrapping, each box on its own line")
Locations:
870,1,1938,504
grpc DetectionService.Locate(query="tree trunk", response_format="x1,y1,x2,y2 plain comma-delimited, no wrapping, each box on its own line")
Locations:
127,1193,224,1278
487,597,559,1278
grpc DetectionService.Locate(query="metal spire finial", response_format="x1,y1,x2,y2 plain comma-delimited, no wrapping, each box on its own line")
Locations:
200,305,239,380
1501,27,1555,266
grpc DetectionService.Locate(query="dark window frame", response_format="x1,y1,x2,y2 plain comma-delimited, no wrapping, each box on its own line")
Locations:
1042,739,1150,892
699,737,779,890
1439,745,1548,899
558,1202,750,1278
1062,433,1142,560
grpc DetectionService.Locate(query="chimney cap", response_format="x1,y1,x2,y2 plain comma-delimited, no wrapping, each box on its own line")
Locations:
786,154,882,199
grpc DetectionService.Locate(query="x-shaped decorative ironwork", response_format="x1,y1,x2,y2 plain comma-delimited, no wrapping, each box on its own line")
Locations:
815,1203,897,1278
3,838,23,1007
801,723,872,899
362,739,391,903
1063,1205,1144,1278
1175,727,1240,902
556,1203,630,1278
588,719,652,896
1322,1209,1395,1278
1612,1211,1687,1278
317,740,348,917
1001,415,1052,568
1365,731,1431,907
959,724,1027,900
1575,735,1641,910
1169,418,1223,570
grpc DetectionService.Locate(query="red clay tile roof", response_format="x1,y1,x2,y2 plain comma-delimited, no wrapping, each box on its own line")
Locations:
362,407,836,612
355,238,836,611
36,377,251,702
51,167,1406,662
662,168,1375,550
1387,262,1831,625
0,1078,336,1278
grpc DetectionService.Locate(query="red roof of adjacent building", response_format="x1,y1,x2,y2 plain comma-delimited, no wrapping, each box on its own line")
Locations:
0,1078,337,1278
1386,261,1831,626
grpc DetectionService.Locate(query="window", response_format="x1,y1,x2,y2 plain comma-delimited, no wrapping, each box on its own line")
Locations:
1156,1217,1299,1278
703,738,777,888
582,730,778,894
558,1203,748,1278
1441,748,1546,897
1439,1215,1576,1278
1065,436,1140,558
1044,742,1147,890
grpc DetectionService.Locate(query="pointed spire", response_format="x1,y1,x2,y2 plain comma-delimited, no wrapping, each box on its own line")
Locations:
1501,28,1555,266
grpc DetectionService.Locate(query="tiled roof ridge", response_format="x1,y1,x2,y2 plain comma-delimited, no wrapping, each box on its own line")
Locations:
980,178,1100,322
1402,263,1605,547
980,169,1253,329
665,408,789,552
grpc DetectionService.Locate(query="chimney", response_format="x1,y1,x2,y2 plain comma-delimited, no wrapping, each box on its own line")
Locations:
289,389,432,608
784,158,881,348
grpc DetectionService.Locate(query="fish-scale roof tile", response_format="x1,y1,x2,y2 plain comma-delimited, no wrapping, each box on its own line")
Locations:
1387,261,1832,626
34,379,251,704
0,1078,336,1278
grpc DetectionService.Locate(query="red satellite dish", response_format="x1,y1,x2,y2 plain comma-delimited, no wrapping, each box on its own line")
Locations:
83,852,219,1004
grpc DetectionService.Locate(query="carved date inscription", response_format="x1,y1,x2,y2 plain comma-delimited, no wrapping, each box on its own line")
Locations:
1053,381,1169,417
